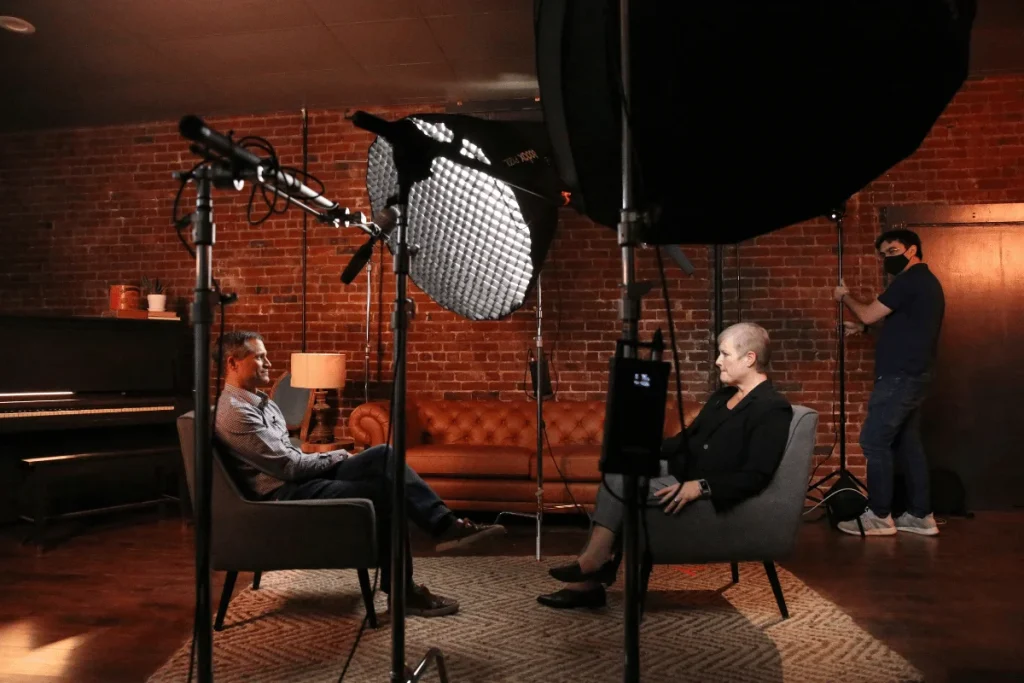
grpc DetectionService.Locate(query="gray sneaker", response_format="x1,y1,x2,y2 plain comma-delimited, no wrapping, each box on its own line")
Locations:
434,519,506,552
894,512,940,536
837,508,897,537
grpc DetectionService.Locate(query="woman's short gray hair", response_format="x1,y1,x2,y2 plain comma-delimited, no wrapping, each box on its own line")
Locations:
720,322,771,372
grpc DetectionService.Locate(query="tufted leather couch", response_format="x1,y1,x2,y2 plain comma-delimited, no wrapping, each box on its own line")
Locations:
348,399,701,513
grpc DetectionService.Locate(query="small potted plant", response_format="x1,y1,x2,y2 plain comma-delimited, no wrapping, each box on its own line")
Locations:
141,276,167,312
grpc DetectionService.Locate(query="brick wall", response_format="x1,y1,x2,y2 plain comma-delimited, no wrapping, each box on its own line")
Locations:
2,75,1023,483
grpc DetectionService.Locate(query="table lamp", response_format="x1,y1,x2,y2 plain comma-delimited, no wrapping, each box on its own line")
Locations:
290,352,346,451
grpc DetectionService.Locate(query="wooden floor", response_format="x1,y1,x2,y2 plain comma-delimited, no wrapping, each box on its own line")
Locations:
0,510,1022,683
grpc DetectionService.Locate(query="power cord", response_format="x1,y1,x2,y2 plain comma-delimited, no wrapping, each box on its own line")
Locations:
542,424,592,522
803,487,867,516
172,133,331,236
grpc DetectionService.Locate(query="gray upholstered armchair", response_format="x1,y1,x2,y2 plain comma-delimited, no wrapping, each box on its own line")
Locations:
268,370,312,449
642,405,819,619
177,412,379,630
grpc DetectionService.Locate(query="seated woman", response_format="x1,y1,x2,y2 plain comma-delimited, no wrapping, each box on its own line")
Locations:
538,322,793,609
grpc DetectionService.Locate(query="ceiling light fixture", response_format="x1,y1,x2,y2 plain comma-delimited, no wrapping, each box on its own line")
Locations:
0,16,36,34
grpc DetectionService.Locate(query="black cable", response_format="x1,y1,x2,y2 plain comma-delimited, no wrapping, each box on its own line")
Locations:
522,343,588,521
595,252,690,547
655,249,685,431
549,272,561,396
171,160,208,259
542,423,592,523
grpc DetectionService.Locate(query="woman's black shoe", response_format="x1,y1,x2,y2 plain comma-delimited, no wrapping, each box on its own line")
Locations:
537,586,607,609
548,559,618,585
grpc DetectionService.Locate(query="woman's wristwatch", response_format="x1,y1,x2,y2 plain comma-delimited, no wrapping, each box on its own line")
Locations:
697,479,712,499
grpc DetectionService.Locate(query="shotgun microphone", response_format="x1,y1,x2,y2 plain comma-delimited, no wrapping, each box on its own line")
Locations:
340,208,400,285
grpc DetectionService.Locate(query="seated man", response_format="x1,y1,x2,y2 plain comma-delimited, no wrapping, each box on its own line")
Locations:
213,330,504,618
538,322,793,608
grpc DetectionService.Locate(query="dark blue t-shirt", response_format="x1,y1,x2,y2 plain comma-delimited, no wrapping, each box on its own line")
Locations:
875,263,945,376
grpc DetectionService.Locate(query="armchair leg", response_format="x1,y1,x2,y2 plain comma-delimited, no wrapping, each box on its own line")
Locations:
730,562,739,584
215,571,238,632
357,569,378,629
252,572,262,590
762,562,789,619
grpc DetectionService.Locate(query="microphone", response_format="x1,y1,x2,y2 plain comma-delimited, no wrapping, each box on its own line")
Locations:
340,207,401,285
180,114,340,214
179,115,263,169
342,240,378,285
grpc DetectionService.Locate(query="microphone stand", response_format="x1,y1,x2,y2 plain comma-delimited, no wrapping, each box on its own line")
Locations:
175,117,376,683
173,160,248,683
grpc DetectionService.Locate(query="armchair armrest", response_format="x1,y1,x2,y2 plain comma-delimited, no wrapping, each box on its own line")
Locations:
349,400,424,449
213,497,378,572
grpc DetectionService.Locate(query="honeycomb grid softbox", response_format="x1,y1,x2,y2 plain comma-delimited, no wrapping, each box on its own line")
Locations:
365,113,561,320
535,0,976,244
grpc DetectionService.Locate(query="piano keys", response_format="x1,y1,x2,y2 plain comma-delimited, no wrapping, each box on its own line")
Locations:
0,314,193,528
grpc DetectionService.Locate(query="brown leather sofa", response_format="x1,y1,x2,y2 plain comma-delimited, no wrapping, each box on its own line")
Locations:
348,399,700,513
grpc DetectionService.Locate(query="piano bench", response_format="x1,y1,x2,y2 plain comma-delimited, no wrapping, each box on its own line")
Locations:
19,446,185,551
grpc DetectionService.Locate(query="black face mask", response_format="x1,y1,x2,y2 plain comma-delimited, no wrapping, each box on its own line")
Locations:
883,253,909,275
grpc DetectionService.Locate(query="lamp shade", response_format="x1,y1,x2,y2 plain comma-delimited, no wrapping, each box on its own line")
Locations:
290,353,346,389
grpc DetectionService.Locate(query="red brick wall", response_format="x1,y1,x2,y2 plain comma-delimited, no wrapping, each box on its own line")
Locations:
2,75,1023,483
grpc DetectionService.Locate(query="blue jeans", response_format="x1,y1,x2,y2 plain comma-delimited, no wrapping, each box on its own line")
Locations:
859,374,933,518
273,445,451,590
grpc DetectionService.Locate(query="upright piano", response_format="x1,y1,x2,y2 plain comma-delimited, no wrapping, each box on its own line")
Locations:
0,314,192,527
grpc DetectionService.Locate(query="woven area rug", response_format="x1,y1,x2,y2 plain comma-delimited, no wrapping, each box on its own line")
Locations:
149,556,921,683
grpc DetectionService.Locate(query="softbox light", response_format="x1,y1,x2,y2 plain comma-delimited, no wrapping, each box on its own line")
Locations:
365,114,561,320
535,0,976,244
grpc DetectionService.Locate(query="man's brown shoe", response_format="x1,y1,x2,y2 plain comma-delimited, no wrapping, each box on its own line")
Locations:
388,584,460,618
434,519,506,552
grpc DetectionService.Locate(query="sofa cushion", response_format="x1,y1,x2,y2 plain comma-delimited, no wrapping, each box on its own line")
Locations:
417,402,536,448
406,445,533,479
543,402,606,446
529,445,603,482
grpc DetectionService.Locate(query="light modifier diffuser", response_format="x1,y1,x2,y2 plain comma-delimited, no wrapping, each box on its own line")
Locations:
365,114,560,321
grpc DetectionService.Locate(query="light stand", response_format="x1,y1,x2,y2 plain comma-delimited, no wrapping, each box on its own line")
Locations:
365,258,373,405
809,205,867,496
495,273,557,560
350,113,450,683
614,1,657,679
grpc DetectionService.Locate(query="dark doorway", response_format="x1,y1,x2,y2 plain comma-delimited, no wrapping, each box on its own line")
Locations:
915,224,1024,510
